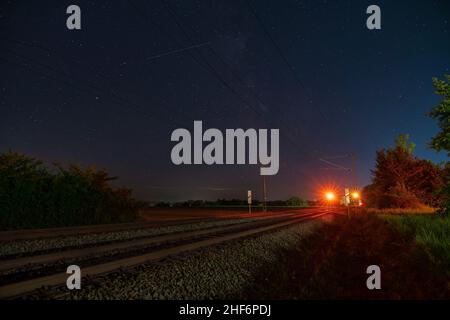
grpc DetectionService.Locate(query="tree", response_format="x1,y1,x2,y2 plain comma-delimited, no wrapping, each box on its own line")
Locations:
428,74,450,213
0,151,138,230
429,75,450,155
395,134,415,154
363,134,444,209
285,196,308,207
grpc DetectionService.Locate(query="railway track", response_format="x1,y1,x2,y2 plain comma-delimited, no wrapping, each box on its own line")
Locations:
0,213,311,273
0,218,216,242
0,209,333,299
0,208,316,242
0,211,309,261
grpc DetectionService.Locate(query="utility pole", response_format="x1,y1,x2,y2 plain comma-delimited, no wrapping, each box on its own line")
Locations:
351,153,357,191
261,175,267,212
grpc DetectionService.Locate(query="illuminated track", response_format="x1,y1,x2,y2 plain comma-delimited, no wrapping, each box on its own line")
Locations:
0,213,311,273
0,209,334,299
0,208,319,242
0,218,217,242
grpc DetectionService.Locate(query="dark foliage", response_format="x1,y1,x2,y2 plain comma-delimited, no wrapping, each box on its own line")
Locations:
363,134,445,209
153,196,309,208
428,74,450,214
0,151,138,230
429,75,450,155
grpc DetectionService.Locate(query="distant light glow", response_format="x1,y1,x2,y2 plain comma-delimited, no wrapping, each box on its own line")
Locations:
325,192,335,201
352,192,360,199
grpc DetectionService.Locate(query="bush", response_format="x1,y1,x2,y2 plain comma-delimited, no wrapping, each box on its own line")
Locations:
363,134,445,209
0,151,138,230
436,162,450,215
285,196,308,207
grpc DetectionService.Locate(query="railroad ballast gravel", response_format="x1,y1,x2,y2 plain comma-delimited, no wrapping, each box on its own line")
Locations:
65,220,321,300
0,218,259,257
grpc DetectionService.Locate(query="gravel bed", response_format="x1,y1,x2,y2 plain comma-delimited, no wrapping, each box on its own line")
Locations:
64,220,322,300
0,218,259,258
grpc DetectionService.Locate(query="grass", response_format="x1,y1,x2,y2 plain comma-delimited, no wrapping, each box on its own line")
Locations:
245,213,450,299
381,214,450,274
366,207,436,215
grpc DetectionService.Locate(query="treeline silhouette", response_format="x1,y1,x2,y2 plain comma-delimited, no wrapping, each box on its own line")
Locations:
154,197,311,208
0,151,139,230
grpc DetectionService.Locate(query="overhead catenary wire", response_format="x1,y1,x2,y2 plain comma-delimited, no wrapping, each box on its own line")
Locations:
127,0,267,120
0,47,188,128
158,0,319,165
0,38,209,128
155,0,323,194
245,0,328,121
3,2,322,186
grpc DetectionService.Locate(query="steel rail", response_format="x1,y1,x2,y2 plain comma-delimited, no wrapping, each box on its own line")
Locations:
0,211,320,273
0,211,331,299
0,208,321,242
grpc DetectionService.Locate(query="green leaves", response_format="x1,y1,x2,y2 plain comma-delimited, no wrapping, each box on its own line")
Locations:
429,75,450,155
395,134,415,154
428,74,450,214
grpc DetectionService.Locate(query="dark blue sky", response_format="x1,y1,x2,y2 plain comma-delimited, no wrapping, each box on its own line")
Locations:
1,0,449,201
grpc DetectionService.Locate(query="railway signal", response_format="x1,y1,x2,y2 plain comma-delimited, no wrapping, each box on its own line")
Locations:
325,191,335,201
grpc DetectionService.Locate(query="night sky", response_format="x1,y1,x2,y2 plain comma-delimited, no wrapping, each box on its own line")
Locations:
1,0,449,202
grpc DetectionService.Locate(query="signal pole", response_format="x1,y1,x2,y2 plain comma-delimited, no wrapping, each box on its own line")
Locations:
261,175,267,212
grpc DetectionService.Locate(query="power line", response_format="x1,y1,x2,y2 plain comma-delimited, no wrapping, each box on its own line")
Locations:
159,0,319,165
0,47,188,128
162,0,269,115
3,2,322,183
144,41,210,62
319,158,350,171
245,0,328,121
0,38,211,127
319,153,358,189
157,1,326,205
127,0,266,120
158,0,332,199
0,37,112,83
